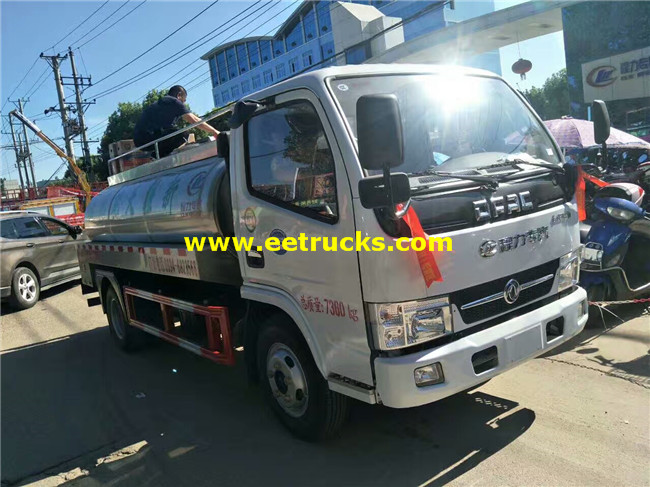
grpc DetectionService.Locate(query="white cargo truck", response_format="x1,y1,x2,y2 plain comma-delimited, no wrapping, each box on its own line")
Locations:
79,65,588,440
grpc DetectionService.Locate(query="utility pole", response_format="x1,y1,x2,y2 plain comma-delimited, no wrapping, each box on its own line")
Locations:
7,115,26,196
18,98,37,189
40,53,76,161
67,47,93,165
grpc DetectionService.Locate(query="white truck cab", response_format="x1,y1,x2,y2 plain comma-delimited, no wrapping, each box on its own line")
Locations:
80,64,588,440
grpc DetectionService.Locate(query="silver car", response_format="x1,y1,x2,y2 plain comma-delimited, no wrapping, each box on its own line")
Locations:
1,211,83,309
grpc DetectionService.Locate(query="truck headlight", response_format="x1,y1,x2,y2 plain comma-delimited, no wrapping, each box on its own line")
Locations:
368,297,452,350
558,246,582,292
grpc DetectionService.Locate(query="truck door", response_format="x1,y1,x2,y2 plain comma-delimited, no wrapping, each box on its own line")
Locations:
233,89,372,387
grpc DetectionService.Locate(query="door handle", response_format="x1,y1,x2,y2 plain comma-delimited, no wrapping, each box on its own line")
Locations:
246,249,265,268
58,240,65,243
26,243,34,248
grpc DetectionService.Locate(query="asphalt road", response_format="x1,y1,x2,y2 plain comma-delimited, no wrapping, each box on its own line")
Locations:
1,283,649,487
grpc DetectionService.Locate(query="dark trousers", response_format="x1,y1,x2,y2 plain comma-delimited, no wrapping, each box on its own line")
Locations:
134,128,188,158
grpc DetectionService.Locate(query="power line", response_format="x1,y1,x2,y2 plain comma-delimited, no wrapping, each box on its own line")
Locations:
68,0,133,48
87,1,268,100
77,0,148,50
1,57,39,113
50,0,111,51
92,0,219,87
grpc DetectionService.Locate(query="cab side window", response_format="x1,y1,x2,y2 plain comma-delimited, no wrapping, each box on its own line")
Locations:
12,217,50,238
40,218,70,236
246,101,338,222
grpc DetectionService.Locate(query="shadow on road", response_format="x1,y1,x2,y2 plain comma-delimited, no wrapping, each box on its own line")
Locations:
0,279,81,317
2,326,535,487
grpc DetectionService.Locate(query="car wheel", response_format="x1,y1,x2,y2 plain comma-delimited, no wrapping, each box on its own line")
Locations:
105,286,149,351
257,316,349,441
9,267,40,309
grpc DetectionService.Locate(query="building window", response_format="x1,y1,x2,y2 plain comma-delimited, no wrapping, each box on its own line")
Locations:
285,20,304,51
247,41,260,69
231,85,240,100
289,57,299,74
221,90,230,103
273,37,285,56
263,69,273,85
246,101,338,221
252,74,261,89
260,40,272,63
302,51,313,68
345,42,371,65
316,1,332,34
320,40,335,65
276,63,286,80
217,52,228,82
241,80,251,94
209,56,219,87
213,93,220,106
237,43,249,74
303,6,317,41
226,47,237,79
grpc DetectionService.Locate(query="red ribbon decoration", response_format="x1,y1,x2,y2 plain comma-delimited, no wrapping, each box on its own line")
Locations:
401,206,443,286
576,166,609,222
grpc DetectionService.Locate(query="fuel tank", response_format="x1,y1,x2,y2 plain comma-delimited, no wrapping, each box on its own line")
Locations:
85,155,232,243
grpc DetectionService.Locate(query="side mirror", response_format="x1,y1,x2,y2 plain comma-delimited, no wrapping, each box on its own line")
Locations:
71,225,83,237
357,94,404,170
359,173,410,210
228,100,262,129
217,131,230,163
592,100,610,145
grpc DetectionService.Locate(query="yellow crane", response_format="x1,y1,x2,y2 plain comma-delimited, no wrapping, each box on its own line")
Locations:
9,110,92,208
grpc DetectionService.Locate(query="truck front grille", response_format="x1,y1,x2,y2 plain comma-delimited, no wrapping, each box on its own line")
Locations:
451,259,559,324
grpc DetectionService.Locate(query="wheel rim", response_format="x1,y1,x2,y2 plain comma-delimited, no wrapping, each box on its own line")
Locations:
18,273,37,302
108,298,126,340
266,343,309,418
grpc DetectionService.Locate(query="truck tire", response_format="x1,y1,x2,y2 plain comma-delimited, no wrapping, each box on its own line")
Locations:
257,317,349,441
9,267,40,310
105,286,148,351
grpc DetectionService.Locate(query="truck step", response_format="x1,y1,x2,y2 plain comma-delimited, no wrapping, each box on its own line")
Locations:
123,287,235,365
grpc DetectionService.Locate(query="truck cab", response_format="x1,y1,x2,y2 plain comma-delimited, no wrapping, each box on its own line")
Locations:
81,65,588,440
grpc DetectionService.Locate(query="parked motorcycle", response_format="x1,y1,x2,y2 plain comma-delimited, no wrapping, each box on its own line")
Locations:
580,181,650,307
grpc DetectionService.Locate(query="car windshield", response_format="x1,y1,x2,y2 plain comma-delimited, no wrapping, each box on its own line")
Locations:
328,73,561,180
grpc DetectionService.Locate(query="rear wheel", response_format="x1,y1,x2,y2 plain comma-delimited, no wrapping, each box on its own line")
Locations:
9,267,40,310
105,286,149,351
257,317,349,441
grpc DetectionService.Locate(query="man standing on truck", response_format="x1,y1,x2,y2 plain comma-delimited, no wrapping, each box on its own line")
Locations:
134,85,220,157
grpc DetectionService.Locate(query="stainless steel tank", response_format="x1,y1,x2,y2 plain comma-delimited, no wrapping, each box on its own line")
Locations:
85,155,232,243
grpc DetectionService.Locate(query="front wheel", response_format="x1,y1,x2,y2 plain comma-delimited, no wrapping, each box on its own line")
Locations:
257,317,349,441
9,267,40,309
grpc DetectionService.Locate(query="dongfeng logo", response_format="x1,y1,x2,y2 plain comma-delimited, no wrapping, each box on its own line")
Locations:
503,279,521,304
479,240,498,257
586,66,617,87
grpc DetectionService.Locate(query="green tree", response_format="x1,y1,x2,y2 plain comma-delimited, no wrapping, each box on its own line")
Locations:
523,69,570,121
64,155,107,182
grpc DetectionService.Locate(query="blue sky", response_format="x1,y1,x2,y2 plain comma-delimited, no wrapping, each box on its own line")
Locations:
1,0,565,182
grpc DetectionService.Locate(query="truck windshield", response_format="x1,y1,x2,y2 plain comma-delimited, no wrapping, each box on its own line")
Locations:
328,74,561,179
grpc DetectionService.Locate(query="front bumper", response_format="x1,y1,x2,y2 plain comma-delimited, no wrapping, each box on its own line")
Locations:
374,287,588,408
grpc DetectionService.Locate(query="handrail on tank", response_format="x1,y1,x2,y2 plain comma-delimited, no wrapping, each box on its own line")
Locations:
108,103,234,163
